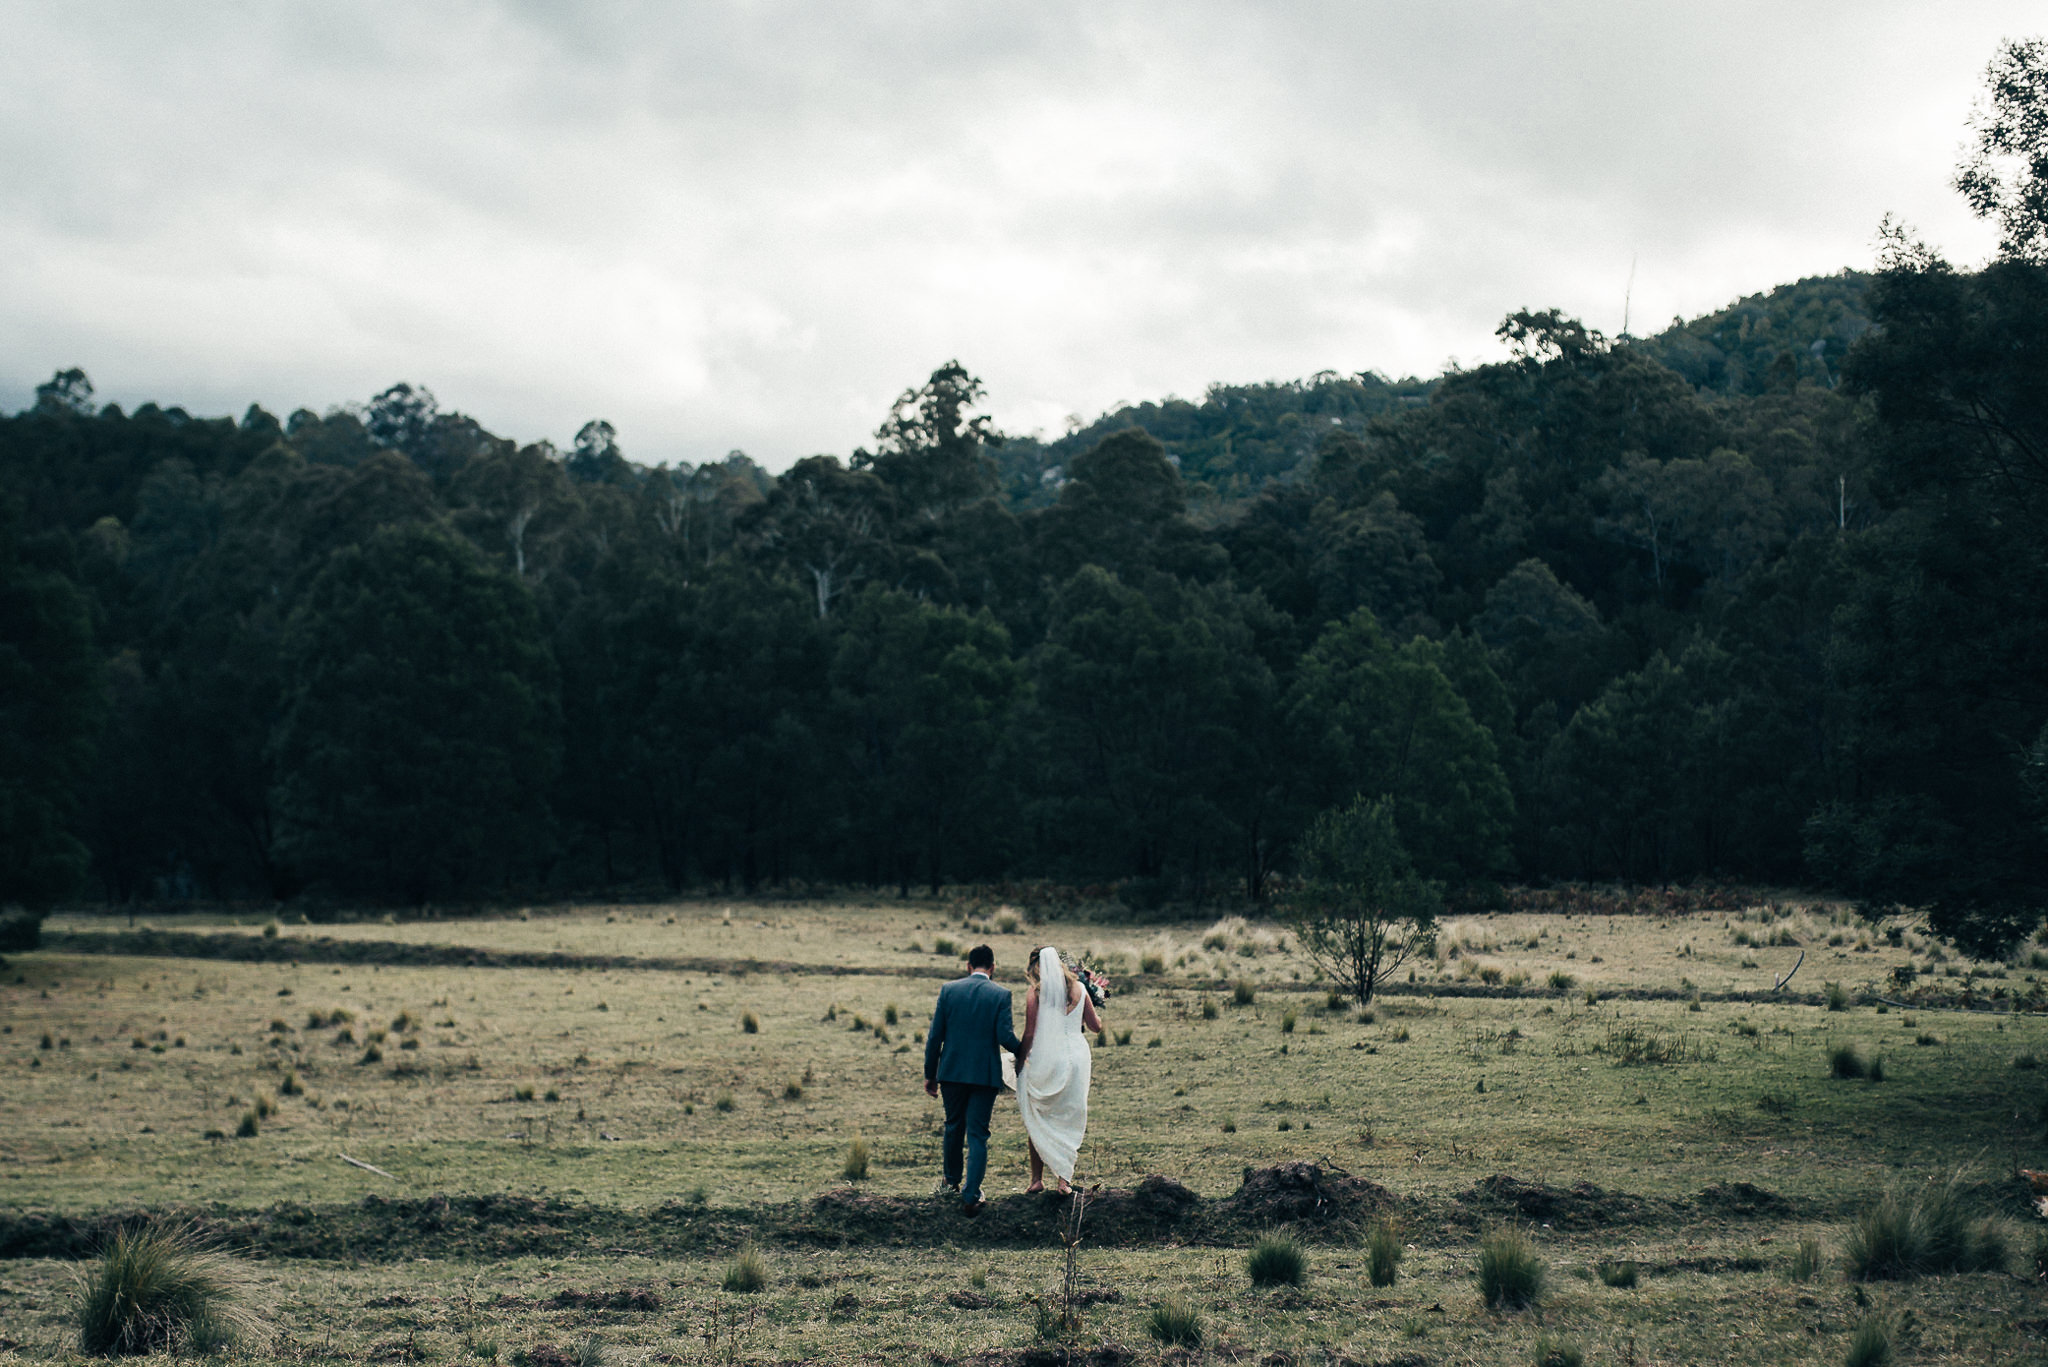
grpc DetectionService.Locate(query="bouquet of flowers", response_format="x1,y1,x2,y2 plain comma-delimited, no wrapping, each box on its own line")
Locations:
1073,961,1112,1009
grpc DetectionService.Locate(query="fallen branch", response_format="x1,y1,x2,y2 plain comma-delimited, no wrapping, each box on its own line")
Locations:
1773,950,1804,992
340,1152,396,1180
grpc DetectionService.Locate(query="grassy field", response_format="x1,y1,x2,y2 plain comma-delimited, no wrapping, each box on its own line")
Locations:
3,897,2045,1365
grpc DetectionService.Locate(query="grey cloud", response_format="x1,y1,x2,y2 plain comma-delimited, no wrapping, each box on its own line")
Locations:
0,1,2028,467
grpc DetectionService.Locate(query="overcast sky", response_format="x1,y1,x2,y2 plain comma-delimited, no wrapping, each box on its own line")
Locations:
0,2,2030,469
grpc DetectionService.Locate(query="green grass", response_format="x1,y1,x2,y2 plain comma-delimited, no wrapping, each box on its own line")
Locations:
1790,1237,1823,1281
1532,1335,1585,1367
721,1244,767,1293
11,899,2048,1362
841,1136,869,1181
1246,1232,1307,1286
1844,1311,1895,1367
75,1223,256,1355
1367,1219,1401,1287
1145,1295,1203,1348
1842,1169,2008,1280
1477,1227,1545,1309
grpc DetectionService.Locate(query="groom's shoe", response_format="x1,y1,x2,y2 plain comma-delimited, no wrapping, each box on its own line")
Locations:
962,1199,988,1217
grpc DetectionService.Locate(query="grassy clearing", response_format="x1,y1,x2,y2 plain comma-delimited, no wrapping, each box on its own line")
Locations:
5,897,2047,1363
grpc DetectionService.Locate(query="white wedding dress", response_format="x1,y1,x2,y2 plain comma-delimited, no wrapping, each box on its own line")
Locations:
1017,946,1091,1183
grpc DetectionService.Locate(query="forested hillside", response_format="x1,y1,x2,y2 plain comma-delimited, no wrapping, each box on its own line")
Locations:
1,250,2042,953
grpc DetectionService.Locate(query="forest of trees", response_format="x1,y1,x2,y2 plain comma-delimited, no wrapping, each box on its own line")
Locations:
3,43,2044,958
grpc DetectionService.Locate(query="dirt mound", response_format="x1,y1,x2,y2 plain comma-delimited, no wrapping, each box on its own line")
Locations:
1223,1163,1393,1227
1459,1175,1659,1229
1692,1182,1789,1216
552,1287,661,1311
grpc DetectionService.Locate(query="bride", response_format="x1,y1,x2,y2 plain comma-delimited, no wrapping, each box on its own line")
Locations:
1016,946,1102,1194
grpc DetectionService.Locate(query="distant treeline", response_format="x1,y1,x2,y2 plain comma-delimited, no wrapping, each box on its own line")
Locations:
0,261,2042,956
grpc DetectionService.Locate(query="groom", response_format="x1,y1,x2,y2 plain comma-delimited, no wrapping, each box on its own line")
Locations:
923,943,1024,1215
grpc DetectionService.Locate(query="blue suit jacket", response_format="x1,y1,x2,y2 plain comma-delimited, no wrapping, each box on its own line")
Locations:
924,972,1023,1088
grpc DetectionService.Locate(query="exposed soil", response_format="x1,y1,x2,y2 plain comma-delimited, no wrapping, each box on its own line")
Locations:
0,1166,1800,1262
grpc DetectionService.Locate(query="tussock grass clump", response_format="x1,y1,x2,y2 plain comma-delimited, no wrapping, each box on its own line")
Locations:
1476,1227,1545,1309
1845,1311,1895,1367
1829,1043,1869,1078
1140,953,1165,975
741,1011,760,1034
1596,1259,1638,1288
1366,1220,1401,1287
76,1223,256,1356
1826,982,1849,1011
1232,981,1256,1006
1547,970,1576,991
884,1004,898,1026
1843,1169,2008,1281
842,1136,870,1181
1246,1233,1306,1286
1280,1008,1297,1034
995,912,1020,934
391,1011,416,1033
783,1078,804,1100
514,1085,536,1102
1532,1336,1585,1367
278,1070,303,1097
1146,1296,1203,1348
933,937,959,957
234,1110,259,1139
1114,1028,1133,1046
1789,1237,1823,1281
722,1244,767,1293
713,1090,735,1113
358,1044,382,1065
1200,998,1219,1020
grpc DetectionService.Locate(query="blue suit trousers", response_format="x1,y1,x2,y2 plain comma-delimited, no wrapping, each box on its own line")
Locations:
940,1082,999,1204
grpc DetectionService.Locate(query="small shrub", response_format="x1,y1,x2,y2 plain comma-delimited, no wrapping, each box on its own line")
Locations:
75,1223,255,1355
1200,998,1219,1020
1280,1008,1297,1034
1140,954,1165,975
884,1004,898,1026
1826,982,1849,1011
1547,970,1576,991
514,1085,535,1102
234,1110,259,1139
741,1011,759,1034
544,1089,560,1103
721,1244,767,1293
1845,1312,1895,1367
278,1071,303,1097
783,1078,804,1101
714,1091,735,1112
1829,1044,1868,1079
1233,981,1256,1006
1478,965,1504,985
1532,1336,1585,1367
1146,1296,1203,1348
1596,1259,1638,1288
1367,1220,1401,1287
1246,1232,1307,1286
842,1137,870,1181
260,920,279,939
1391,1025,1411,1042
391,1011,416,1033
1221,1120,1236,1133
1476,1226,1545,1309
1146,1036,1163,1048
2015,1052,2041,1070
933,937,959,956
1115,1028,1133,1046
359,1044,383,1066
995,912,1020,934
254,1095,274,1119
1789,1237,1823,1281
1867,1055,1886,1083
